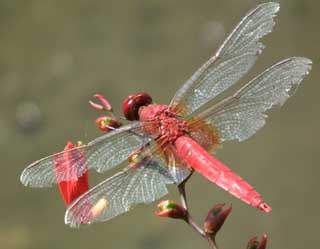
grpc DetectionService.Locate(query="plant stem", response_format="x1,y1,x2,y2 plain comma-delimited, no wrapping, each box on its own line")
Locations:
177,171,218,249
178,171,192,210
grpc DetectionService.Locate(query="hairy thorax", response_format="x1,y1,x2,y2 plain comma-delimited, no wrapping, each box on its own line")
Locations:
138,104,188,142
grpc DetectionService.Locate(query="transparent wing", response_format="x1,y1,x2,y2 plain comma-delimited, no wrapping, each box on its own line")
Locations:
64,157,176,227
151,145,192,185
170,2,279,115
197,57,312,142
20,122,150,188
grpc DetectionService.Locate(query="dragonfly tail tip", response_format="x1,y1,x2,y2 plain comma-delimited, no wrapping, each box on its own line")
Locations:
259,202,272,213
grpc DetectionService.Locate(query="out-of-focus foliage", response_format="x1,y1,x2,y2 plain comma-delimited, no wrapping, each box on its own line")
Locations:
0,0,318,248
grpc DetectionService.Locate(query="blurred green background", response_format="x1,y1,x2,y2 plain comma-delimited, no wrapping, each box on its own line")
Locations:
1,0,319,248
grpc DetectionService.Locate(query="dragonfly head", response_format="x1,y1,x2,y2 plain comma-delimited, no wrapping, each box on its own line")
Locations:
123,92,153,121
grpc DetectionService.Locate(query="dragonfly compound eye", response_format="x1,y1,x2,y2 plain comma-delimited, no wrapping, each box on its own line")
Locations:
122,92,152,121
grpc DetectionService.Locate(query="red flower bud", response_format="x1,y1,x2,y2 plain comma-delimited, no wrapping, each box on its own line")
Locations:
247,234,267,249
95,116,121,132
155,200,187,220
89,94,113,111
54,141,89,206
204,203,232,236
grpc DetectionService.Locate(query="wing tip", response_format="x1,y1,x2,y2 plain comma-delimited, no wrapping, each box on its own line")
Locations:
274,57,312,76
20,166,55,188
258,2,280,12
252,2,280,19
64,197,87,228
65,208,90,229
64,209,79,228
299,57,312,66
290,57,313,74
64,214,76,228
20,168,30,187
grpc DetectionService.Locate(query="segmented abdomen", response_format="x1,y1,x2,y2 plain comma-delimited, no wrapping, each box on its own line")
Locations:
174,136,271,213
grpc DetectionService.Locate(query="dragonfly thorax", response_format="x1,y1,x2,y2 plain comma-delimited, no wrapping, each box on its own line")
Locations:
138,104,188,142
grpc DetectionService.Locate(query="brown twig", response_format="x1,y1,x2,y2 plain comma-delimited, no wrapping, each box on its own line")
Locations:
177,171,218,249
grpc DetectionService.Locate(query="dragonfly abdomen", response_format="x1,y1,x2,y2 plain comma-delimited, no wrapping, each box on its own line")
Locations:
174,136,271,213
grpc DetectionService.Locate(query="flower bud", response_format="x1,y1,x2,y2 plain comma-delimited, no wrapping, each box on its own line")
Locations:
204,203,232,236
155,200,187,220
246,234,267,249
54,141,89,206
95,116,121,132
89,94,113,111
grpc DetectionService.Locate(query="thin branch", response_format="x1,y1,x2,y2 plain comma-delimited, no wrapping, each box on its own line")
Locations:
207,237,218,249
178,170,193,209
177,171,218,249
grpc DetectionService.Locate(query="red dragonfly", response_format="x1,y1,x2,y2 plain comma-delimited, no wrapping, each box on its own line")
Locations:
20,2,311,227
